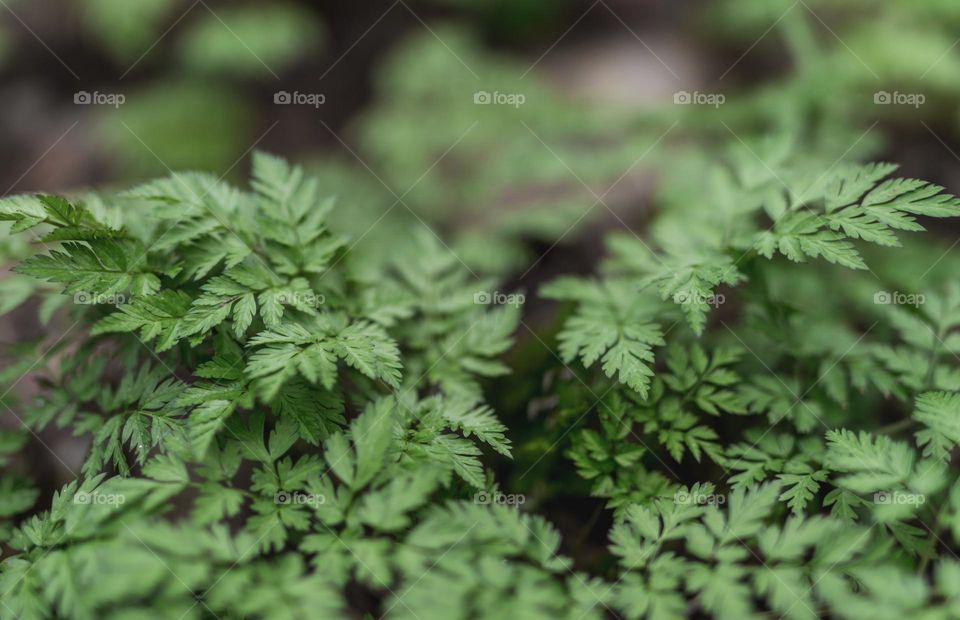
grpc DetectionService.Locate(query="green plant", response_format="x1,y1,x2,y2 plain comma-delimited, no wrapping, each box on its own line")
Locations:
0,156,560,619
532,139,960,616
5,134,960,618
5,3,960,619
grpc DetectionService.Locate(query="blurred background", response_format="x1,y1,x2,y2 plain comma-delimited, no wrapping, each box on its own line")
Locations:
3,0,960,273
5,0,960,494
3,0,960,266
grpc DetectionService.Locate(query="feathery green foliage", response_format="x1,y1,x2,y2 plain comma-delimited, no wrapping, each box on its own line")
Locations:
5,4,960,618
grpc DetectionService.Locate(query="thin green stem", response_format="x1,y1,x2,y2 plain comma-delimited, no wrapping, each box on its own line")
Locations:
877,417,916,435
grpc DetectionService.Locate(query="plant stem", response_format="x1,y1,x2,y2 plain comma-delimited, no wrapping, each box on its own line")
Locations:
877,418,916,435
572,503,605,557
918,501,948,575
922,329,941,390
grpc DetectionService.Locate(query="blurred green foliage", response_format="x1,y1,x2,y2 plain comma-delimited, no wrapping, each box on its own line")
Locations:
97,81,256,176
176,4,324,77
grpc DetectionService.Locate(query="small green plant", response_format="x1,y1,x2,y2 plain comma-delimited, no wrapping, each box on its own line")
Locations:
537,141,960,617
0,155,575,619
